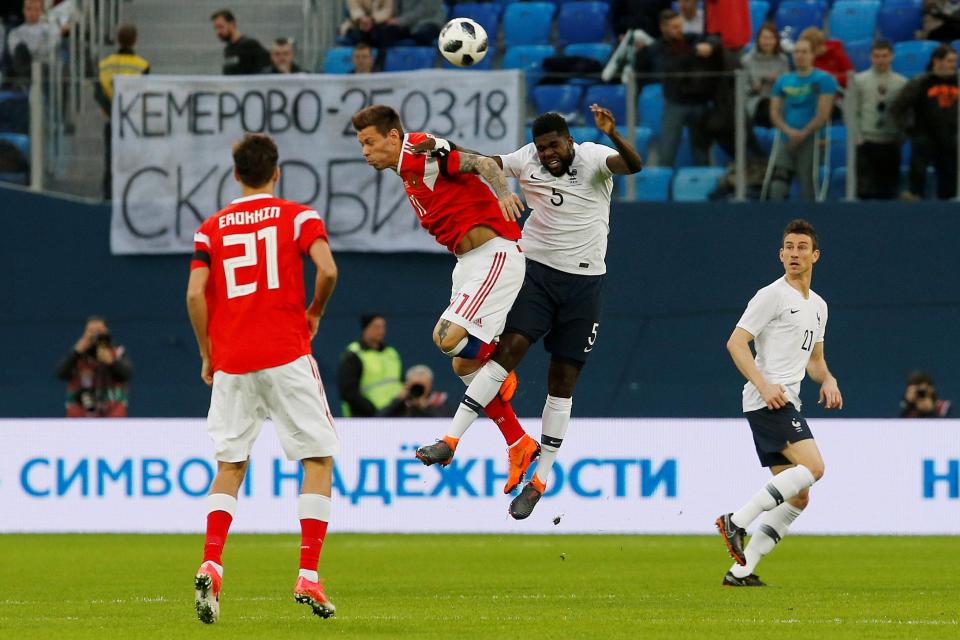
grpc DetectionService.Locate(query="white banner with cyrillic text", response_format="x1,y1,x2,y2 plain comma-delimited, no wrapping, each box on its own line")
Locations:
110,71,523,255
1,419,958,534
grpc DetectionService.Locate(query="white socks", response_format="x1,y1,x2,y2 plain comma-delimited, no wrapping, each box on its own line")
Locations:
446,361,508,439
297,493,331,521
206,492,237,518
730,502,804,578
533,395,572,486
731,464,815,529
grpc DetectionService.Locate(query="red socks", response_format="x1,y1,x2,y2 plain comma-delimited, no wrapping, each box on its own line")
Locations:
484,395,525,446
203,510,233,566
299,518,329,572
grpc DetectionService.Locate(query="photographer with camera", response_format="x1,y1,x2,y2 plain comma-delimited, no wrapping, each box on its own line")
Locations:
378,365,454,418
900,370,952,418
56,315,133,417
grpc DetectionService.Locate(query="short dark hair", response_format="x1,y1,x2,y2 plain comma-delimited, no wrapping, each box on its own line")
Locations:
354,42,372,52
232,133,278,188
782,218,818,250
273,37,293,47
531,112,569,139
116,23,137,49
659,9,679,24
210,9,235,22
930,43,956,65
351,104,404,137
871,39,893,53
907,370,935,387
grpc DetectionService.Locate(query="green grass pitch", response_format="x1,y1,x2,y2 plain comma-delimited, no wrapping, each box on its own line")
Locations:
0,534,957,639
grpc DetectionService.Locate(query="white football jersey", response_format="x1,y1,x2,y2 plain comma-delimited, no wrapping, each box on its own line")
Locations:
736,277,828,412
499,141,616,275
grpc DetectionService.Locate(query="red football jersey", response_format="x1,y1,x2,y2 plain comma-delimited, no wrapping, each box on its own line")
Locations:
191,194,328,375
398,132,521,253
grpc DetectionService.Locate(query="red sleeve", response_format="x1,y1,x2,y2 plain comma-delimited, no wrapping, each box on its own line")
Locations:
295,209,328,254
444,149,462,176
191,220,213,270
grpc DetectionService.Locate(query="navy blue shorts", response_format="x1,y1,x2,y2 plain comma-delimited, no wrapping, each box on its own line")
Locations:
503,259,606,365
744,403,815,467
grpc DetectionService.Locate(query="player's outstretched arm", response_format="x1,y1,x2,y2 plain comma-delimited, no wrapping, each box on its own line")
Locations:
186,267,213,386
807,342,843,409
409,137,502,168
590,104,642,175
727,327,789,410
306,239,338,339
458,152,523,221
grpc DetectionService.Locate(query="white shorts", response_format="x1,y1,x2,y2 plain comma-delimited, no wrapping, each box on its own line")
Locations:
207,355,339,462
440,236,525,343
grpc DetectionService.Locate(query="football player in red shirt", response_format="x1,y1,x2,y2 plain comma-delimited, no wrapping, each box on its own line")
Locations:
186,134,339,623
352,104,541,494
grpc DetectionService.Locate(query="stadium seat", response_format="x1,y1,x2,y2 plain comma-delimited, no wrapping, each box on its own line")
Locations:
638,84,663,136
671,167,726,201
568,125,602,143
0,132,29,156
749,1,770,41
0,132,29,185
826,166,847,200
582,84,627,123
634,166,674,201
775,1,824,33
753,126,776,154
503,2,555,46
532,84,583,114
557,2,610,45
877,1,923,44
0,91,29,134
502,44,556,91
620,126,653,159
384,46,437,72
845,39,873,72
892,40,939,78
828,1,879,44
441,49,494,70
454,3,502,40
563,42,613,65
323,47,355,74
826,124,847,169
673,129,695,168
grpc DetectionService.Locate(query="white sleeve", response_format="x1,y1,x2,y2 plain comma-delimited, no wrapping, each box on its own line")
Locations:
817,303,827,343
498,145,528,179
736,288,780,338
583,142,616,179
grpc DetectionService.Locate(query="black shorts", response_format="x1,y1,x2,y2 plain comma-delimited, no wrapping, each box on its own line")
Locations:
744,403,815,467
503,259,606,365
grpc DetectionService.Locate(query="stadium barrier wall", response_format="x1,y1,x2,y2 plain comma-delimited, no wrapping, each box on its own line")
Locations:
2,418,957,534
2,188,958,419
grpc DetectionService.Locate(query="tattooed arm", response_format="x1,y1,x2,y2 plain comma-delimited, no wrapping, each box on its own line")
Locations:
458,152,524,221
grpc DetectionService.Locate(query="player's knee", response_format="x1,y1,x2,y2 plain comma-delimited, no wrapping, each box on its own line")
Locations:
436,333,466,354
806,460,825,481
451,357,479,376
789,490,810,511
547,379,576,398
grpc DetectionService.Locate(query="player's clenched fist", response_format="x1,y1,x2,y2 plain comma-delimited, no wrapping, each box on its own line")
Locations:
499,192,524,222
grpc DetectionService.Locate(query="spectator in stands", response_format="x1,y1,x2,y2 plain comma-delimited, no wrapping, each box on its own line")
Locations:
678,0,704,34
798,27,854,90
853,40,907,200
262,37,302,74
210,8,270,75
890,43,959,200
5,0,61,84
94,23,149,201
742,23,790,128
56,315,133,418
377,364,455,418
634,9,721,167
900,370,953,418
351,42,376,74
384,0,446,47
704,0,751,50
340,0,395,47
767,37,838,200
922,0,960,42
338,313,404,417
610,0,672,38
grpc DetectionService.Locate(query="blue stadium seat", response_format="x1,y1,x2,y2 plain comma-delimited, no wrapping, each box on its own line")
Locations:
828,1,879,44
827,124,847,168
563,42,613,64
753,127,776,154
582,84,627,123
750,1,770,41
775,1,824,33
845,39,873,72
672,167,726,201
454,3,502,41
614,125,653,159
0,91,29,134
825,166,847,200
568,126,602,143
673,129,695,168
502,44,556,90
384,46,436,72
532,84,583,114
557,2,610,45
638,84,663,136
503,2,555,46
441,48,494,69
635,167,674,201
952,39,960,53
892,40,938,78
323,47,355,74
877,1,923,44
0,132,29,156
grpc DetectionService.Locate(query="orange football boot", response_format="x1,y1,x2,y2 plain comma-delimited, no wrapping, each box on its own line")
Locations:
504,433,541,494
294,576,336,618
194,561,222,624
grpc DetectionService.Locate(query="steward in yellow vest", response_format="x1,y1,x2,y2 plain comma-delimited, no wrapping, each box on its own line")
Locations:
338,314,403,416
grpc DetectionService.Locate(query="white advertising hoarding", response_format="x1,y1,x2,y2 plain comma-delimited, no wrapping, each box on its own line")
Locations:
1,419,957,534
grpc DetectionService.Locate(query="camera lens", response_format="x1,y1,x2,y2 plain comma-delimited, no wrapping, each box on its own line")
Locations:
408,383,426,398
915,387,928,399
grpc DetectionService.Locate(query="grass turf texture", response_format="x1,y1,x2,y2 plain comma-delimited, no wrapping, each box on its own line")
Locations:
0,534,957,639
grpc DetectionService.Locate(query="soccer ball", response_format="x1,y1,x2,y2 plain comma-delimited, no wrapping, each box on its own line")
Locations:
438,18,488,67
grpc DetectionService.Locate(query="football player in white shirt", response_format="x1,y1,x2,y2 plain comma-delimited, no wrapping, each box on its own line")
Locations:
716,219,843,587
413,106,642,519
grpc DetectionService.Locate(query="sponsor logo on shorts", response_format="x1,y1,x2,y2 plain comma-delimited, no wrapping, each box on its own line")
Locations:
791,418,803,432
